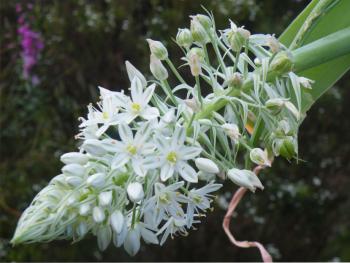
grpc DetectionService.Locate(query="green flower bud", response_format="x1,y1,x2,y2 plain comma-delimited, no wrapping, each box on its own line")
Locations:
266,35,280,53
265,98,287,115
150,55,168,81
270,51,294,75
225,67,243,87
227,21,250,52
192,14,212,30
187,48,203,77
146,39,168,60
190,17,209,44
273,136,297,159
176,28,193,48
250,148,271,167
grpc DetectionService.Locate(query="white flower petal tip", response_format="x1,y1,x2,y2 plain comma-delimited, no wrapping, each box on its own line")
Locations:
227,168,264,193
195,158,219,174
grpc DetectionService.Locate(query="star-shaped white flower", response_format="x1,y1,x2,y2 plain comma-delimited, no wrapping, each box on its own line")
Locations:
156,126,202,183
118,77,159,124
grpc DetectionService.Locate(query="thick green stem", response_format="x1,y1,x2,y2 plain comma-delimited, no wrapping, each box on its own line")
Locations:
293,27,350,72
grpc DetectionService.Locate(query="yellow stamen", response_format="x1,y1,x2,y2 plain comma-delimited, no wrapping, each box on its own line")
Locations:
102,111,109,120
131,103,141,113
126,144,137,155
166,151,177,164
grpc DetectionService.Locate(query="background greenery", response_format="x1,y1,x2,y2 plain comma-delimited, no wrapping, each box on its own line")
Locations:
1,0,349,261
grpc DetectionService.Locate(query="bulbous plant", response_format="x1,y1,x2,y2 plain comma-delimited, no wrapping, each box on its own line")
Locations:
11,0,350,261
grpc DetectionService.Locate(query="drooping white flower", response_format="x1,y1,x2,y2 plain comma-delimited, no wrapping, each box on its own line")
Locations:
227,168,264,192
249,148,271,167
127,182,144,202
195,158,219,174
157,216,188,246
156,125,202,182
99,191,112,206
97,225,112,251
81,139,107,156
222,123,241,140
61,163,85,177
93,206,105,223
118,77,159,123
60,152,89,165
87,173,106,188
110,210,124,234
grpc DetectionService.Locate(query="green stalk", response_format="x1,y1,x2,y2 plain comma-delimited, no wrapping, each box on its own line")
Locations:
165,58,186,84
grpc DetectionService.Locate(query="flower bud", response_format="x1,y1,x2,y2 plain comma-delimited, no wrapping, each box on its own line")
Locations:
187,49,202,77
62,163,85,177
184,98,200,113
110,210,124,234
79,203,90,216
65,176,83,187
227,21,250,52
127,182,144,202
93,206,105,223
250,148,271,167
77,222,88,237
176,28,193,48
227,168,264,192
273,136,297,160
60,152,89,165
87,172,106,188
190,17,209,44
99,191,113,206
226,68,243,87
82,139,107,156
146,39,168,60
298,76,313,89
222,123,241,140
265,98,287,115
192,14,212,30
270,51,294,75
195,158,220,174
266,35,280,53
150,55,168,81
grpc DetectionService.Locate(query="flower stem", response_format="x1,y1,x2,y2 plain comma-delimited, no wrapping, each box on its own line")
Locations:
165,58,186,84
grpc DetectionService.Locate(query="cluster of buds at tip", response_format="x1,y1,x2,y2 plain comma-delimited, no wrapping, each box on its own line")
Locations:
226,21,251,52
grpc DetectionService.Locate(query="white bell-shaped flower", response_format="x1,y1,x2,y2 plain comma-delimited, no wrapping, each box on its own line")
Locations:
127,182,144,202
195,158,219,174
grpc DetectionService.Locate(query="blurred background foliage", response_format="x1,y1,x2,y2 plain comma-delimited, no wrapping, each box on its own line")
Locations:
1,0,349,261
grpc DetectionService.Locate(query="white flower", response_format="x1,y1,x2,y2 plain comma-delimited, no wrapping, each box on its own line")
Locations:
61,164,85,177
103,122,155,176
150,55,168,81
93,206,105,223
99,191,112,206
186,182,222,227
110,210,124,234
81,139,107,156
87,173,106,188
156,126,202,182
127,182,144,202
144,182,186,225
97,225,112,251
227,168,264,192
65,176,83,187
157,216,188,246
298,76,313,89
118,77,159,123
146,39,168,60
79,203,90,216
195,158,219,174
60,152,89,165
249,148,271,167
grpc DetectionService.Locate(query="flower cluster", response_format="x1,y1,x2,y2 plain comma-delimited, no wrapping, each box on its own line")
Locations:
12,12,313,255
16,3,44,85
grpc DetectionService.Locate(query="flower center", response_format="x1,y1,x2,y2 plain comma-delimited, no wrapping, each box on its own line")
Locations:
131,103,141,113
102,111,109,120
159,193,169,204
166,151,177,164
193,194,202,204
126,144,137,155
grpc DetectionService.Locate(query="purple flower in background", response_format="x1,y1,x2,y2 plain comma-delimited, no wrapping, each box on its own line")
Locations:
16,3,44,85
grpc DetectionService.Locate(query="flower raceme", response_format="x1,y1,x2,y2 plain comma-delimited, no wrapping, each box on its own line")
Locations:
12,13,312,256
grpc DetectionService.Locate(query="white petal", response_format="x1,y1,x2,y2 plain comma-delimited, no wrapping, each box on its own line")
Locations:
142,83,156,104
141,107,159,120
99,191,113,206
60,152,89,165
118,123,133,143
195,158,219,174
180,146,202,160
160,164,174,181
97,225,112,251
124,229,141,256
172,125,186,147
111,153,129,170
110,210,124,234
125,60,147,87
178,162,198,183
127,182,144,202
95,124,110,137
131,77,144,103
93,206,105,223
140,227,158,244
